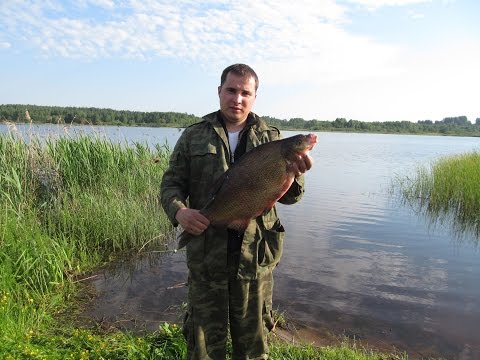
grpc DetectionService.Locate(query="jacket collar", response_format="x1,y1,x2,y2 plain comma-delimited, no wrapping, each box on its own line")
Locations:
202,110,270,133
202,110,271,162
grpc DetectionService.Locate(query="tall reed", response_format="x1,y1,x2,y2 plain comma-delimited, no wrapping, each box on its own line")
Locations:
0,130,173,350
394,151,480,241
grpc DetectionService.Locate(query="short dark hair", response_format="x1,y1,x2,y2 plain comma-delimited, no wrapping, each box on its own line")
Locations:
220,64,259,91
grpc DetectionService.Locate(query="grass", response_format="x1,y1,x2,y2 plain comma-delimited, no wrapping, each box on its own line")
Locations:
268,340,407,360
0,127,174,357
0,125,431,359
393,151,480,242
2,320,411,360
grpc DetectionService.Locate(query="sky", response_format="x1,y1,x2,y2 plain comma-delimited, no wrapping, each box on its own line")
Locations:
0,0,479,123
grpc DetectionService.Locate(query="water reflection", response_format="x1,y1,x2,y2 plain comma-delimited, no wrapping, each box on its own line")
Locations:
82,249,188,332
398,193,480,247
274,132,480,359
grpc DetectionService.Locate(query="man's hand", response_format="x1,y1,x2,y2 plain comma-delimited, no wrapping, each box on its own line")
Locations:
175,208,210,235
286,153,313,177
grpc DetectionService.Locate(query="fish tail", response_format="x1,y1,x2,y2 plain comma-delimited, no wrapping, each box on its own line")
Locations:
177,230,192,250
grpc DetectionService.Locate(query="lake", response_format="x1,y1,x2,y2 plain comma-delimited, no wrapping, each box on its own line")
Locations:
2,124,479,359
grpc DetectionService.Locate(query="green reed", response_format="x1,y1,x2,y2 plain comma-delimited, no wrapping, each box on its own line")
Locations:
0,131,173,352
394,151,480,241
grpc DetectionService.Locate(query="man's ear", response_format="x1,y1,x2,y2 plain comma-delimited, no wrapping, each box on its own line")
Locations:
218,86,222,96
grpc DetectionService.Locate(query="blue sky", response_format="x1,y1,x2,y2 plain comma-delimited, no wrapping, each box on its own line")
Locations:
1,0,479,122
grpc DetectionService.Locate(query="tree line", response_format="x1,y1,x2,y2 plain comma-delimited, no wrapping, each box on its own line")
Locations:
0,104,200,128
1,104,480,136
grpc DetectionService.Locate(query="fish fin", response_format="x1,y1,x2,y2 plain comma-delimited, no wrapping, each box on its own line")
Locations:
227,219,252,232
177,230,192,250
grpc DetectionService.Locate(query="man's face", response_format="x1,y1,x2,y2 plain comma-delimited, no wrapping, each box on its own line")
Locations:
218,72,257,125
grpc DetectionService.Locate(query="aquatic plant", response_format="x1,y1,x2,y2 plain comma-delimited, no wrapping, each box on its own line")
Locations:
394,151,480,243
0,130,173,353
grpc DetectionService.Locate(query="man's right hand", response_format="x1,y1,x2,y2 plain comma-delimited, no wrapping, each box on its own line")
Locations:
175,208,210,235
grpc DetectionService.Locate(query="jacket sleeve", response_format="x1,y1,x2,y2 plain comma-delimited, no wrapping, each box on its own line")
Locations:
278,175,304,205
272,128,305,205
160,132,190,226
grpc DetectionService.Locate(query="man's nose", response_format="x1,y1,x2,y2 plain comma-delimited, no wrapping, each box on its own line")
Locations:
233,93,242,103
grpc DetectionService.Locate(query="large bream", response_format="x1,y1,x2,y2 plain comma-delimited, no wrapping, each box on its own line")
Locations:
177,133,318,249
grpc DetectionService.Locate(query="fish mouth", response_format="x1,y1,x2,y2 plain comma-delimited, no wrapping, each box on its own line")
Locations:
306,133,318,150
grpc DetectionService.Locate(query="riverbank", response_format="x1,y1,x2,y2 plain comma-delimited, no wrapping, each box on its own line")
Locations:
0,132,173,358
71,263,411,360
77,248,445,359
0,132,440,359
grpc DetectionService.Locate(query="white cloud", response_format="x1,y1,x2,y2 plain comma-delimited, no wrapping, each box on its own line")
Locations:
409,11,425,19
346,0,433,9
0,0,348,62
2,0,436,65
1,0,476,121
77,0,115,9
258,39,480,122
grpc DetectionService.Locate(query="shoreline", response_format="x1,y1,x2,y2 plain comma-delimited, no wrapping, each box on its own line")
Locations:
75,251,455,360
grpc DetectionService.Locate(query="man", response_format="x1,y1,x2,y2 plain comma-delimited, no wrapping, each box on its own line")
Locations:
160,64,312,359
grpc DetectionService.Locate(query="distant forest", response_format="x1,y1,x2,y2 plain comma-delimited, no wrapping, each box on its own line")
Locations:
1,104,480,137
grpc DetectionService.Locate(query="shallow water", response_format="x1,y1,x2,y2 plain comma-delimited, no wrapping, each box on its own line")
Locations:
3,124,480,359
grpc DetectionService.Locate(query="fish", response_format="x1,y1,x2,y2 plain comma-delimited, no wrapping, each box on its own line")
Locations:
177,133,318,249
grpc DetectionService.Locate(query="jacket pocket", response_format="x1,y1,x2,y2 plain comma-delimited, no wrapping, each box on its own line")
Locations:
258,223,285,267
190,143,218,178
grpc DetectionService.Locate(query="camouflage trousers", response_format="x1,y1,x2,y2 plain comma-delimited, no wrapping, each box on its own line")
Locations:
182,260,274,360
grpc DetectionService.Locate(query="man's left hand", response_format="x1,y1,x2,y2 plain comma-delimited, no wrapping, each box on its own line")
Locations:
287,153,313,177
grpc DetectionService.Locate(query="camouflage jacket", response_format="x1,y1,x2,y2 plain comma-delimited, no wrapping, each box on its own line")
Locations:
160,111,305,280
